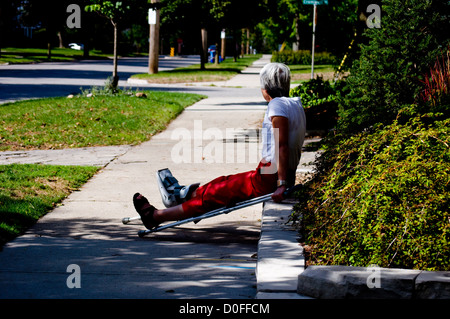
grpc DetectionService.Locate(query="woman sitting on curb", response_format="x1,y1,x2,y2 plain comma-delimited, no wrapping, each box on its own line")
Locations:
133,62,306,230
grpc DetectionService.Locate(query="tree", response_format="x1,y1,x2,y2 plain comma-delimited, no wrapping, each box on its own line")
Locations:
255,0,358,59
254,0,303,52
85,0,133,90
278,0,309,51
159,0,269,69
16,0,74,58
338,0,450,134
159,0,218,69
0,1,22,57
213,0,270,60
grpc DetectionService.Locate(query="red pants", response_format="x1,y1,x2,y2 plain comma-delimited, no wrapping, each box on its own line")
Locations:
181,161,278,216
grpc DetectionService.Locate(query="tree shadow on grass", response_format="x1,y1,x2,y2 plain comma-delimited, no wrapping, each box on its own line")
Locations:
0,195,56,248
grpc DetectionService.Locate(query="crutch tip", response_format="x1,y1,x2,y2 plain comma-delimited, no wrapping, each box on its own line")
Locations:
122,217,130,224
138,230,147,238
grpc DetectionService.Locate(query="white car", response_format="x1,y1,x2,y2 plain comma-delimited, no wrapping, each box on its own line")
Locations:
68,43,84,50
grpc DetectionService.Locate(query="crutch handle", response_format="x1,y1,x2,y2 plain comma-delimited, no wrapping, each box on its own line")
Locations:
282,184,303,198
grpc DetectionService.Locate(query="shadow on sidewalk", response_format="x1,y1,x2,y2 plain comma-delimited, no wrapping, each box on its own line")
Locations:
27,216,260,245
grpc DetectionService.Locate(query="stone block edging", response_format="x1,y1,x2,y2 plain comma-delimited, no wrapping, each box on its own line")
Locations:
297,265,450,299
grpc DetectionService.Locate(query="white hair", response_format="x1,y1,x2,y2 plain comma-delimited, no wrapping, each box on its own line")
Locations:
259,62,291,98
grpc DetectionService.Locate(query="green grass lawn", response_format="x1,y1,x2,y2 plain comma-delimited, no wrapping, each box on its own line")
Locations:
290,64,336,84
131,54,262,83
0,91,206,151
0,164,99,247
290,64,335,74
0,47,111,64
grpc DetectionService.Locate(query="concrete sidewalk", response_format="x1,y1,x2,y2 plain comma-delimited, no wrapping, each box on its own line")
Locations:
0,54,311,299
0,146,132,167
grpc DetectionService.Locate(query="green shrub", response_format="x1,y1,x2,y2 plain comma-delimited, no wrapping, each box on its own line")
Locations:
292,0,450,272
290,77,342,109
272,50,337,65
290,77,348,131
294,112,450,271
337,0,450,134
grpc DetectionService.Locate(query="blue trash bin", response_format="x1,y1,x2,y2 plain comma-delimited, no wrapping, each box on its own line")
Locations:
209,51,215,63
208,45,216,63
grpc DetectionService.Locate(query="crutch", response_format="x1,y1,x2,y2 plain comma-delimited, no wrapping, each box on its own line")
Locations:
122,215,141,225
123,184,302,238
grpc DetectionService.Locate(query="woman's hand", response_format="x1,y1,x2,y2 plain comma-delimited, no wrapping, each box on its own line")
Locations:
271,185,287,203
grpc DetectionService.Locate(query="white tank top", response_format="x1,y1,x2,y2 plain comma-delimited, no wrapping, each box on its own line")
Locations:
261,96,306,171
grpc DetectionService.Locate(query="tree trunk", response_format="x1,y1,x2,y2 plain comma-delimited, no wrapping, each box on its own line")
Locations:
246,28,250,54
82,19,90,58
294,15,300,51
148,1,160,74
47,42,52,59
200,28,207,70
46,25,53,59
57,31,64,48
112,21,119,89
241,29,245,58
83,42,89,58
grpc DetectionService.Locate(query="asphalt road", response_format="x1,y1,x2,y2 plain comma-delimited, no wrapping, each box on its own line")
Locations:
0,55,201,104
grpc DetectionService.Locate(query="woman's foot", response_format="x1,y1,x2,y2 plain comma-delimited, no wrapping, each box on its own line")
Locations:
133,193,159,230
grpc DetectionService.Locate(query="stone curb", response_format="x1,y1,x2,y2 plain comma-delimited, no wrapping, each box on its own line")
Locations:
297,265,450,299
255,200,312,299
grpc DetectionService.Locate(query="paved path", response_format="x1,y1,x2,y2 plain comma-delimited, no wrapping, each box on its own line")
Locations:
0,146,132,167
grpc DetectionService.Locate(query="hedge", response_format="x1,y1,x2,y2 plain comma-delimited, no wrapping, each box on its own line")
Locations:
272,50,336,65
293,113,450,271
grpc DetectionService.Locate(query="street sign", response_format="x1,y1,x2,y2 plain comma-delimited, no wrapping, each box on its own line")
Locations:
303,0,328,5
303,0,328,78
148,8,156,25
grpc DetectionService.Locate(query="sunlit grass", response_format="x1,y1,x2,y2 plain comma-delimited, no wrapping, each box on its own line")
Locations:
0,91,206,151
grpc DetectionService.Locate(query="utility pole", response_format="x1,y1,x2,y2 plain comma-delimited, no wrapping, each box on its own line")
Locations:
311,4,317,79
303,0,328,79
221,29,226,61
148,0,160,74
